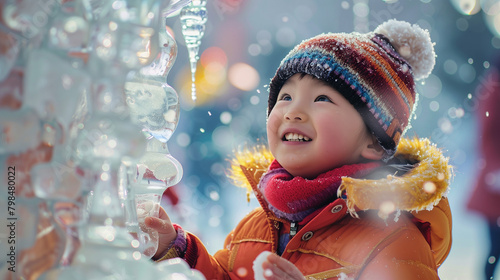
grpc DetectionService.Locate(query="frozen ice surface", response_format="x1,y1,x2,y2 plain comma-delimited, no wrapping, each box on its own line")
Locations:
0,108,41,154
48,13,89,51
125,80,180,143
91,19,159,70
40,246,206,280
0,67,23,108
134,192,161,258
163,0,192,18
43,244,158,279
139,27,178,78
73,114,146,168
103,0,162,26
24,49,90,130
137,151,183,187
157,258,206,280
133,148,182,257
32,161,82,201
0,26,21,82
2,0,57,36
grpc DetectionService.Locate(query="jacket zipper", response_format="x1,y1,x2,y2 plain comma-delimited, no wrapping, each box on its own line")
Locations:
290,222,298,238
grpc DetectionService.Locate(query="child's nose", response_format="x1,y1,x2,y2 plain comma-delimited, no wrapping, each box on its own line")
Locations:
284,108,307,121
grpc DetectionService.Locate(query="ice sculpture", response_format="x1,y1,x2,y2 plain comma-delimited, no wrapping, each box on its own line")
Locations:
180,0,208,101
125,18,183,259
0,0,205,279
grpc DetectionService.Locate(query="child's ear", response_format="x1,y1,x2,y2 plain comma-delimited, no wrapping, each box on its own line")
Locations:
361,134,385,161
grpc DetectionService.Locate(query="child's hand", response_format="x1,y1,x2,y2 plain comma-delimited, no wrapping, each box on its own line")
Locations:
144,206,177,260
254,251,305,280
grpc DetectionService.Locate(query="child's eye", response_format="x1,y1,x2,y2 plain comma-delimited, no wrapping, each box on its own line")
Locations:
278,94,292,101
315,95,333,102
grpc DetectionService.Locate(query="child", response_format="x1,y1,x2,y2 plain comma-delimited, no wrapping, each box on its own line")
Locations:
145,19,453,280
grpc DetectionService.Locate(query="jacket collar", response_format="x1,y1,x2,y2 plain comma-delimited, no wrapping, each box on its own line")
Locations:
228,138,452,220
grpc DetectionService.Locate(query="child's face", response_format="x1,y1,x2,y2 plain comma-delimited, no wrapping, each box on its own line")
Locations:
267,74,374,179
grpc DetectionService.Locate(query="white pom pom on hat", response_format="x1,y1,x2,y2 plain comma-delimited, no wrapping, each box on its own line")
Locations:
374,19,436,81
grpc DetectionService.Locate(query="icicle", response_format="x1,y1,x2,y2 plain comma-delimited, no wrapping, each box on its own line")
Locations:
180,0,208,101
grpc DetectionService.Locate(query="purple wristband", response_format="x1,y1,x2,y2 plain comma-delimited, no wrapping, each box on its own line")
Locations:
154,224,187,261
169,224,187,257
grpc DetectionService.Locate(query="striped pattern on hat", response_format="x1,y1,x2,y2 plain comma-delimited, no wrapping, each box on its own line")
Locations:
268,20,435,158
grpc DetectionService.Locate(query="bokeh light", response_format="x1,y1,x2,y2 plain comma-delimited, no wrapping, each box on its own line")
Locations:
451,0,481,15
250,95,260,105
353,2,370,17
481,0,500,15
212,126,234,150
276,27,296,47
458,63,476,83
294,5,314,22
438,117,454,134
256,30,273,55
177,47,229,106
482,0,500,37
420,74,442,99
236,267,248,278
443,59,458,75
423,181,437,194
456,18,469,31
176,132,191,147
228,63,260,91
448,107,465,118
200,46,228,67
248,43,261,56
379,201,396,216
430,100,440,112
220,111,232,124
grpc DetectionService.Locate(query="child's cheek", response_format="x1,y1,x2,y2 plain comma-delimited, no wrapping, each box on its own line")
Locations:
266,112,282,152
266,113,280,137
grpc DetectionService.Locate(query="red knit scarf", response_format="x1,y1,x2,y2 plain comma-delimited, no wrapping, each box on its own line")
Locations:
258,160,381,222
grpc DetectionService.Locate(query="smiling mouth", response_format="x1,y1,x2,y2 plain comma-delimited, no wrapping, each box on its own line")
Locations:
283,132,312,142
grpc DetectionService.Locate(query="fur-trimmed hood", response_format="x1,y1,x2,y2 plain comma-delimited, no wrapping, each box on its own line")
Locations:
228,138,452,219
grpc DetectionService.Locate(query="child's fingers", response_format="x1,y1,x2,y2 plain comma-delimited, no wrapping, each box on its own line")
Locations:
144,216,175,235
143,208,178,259
158,206,170,220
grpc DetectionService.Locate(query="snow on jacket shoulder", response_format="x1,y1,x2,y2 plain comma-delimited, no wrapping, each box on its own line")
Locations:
183,138,453,280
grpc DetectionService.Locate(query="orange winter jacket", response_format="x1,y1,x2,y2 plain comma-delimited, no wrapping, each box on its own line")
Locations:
175,138,453,280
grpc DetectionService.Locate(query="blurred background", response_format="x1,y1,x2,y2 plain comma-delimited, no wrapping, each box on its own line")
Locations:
161,0,498,279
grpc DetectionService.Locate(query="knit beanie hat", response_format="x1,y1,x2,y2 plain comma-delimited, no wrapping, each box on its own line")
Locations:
268,19,436,158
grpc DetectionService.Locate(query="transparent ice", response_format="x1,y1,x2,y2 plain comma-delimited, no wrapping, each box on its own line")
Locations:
0,108,41,154
23,48,90,131
180,0,208,101
0,0,206,279
125,80,180,143
124,23,183,254
0,24,21,82
2,0,58,38
46,2,91,53
163,0,193,18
